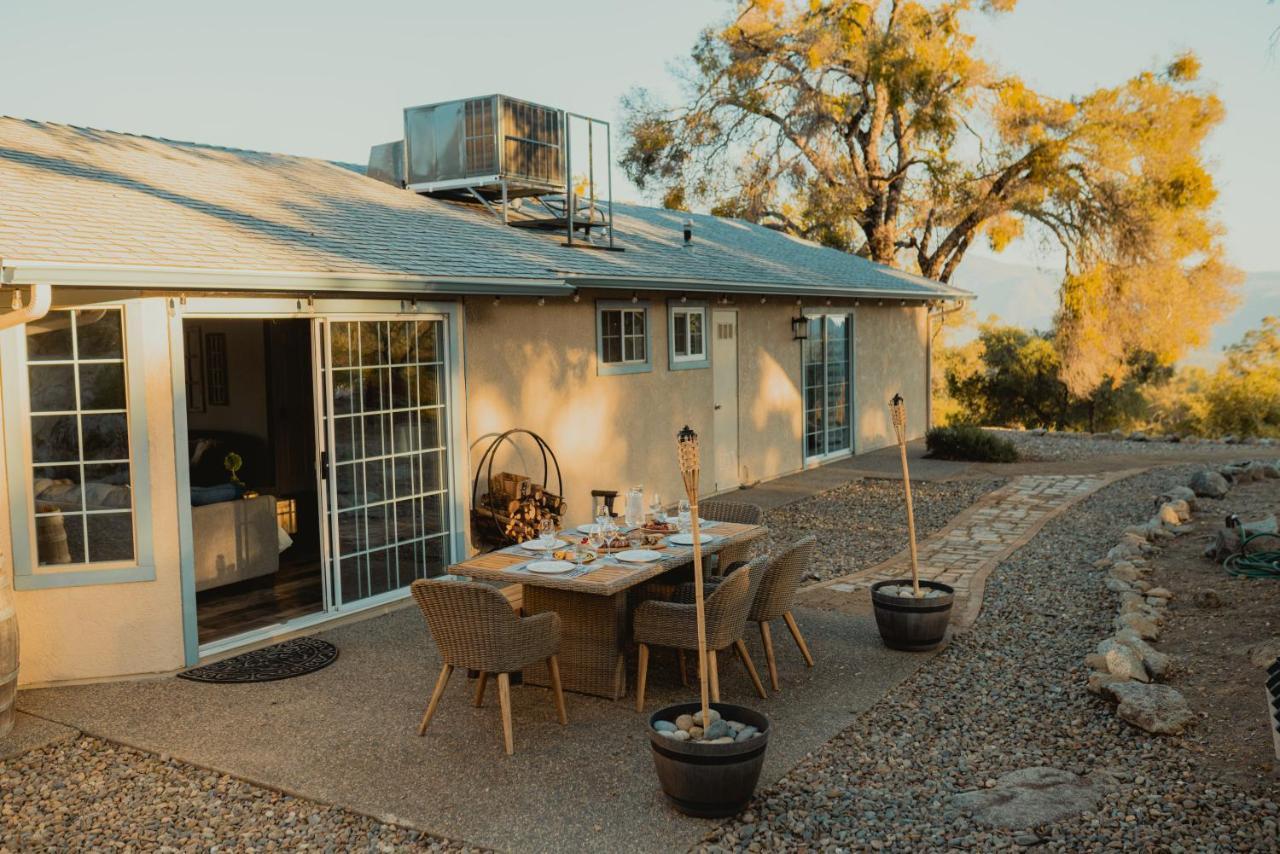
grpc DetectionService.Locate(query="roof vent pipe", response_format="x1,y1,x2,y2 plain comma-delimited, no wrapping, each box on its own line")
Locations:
683,219,693,246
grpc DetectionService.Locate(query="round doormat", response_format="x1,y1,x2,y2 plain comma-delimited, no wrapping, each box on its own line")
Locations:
177,637,338,684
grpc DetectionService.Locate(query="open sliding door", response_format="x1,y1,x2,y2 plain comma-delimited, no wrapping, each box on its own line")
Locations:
317,317,452,609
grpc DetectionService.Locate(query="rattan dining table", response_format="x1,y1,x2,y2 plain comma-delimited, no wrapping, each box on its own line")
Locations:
447,521,766,699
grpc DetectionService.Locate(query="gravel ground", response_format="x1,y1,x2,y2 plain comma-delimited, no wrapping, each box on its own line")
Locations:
764,478,1005,581
992,429,1276,463
0,736,478,852
700,464,1280,852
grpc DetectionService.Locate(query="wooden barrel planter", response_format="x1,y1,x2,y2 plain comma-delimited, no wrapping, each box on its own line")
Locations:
0,566,18,738
648,702,770,818
870,579,955,651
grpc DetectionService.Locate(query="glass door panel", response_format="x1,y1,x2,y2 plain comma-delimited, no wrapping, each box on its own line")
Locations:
802,314,852,461
320,318,451,608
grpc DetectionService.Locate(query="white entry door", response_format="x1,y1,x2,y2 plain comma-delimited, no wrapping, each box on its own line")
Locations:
712,310,739,492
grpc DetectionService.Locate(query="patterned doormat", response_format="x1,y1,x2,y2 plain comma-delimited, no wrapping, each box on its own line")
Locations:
178,637,338,683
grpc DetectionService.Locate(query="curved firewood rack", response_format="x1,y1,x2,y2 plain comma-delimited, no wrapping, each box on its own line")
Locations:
470,428,565,549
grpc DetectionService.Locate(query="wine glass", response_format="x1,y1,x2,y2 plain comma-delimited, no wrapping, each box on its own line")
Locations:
538,516,557,550
677,499,692,534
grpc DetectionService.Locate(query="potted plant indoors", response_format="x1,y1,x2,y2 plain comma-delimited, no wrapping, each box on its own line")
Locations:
646,426,770,818
870,394,955,651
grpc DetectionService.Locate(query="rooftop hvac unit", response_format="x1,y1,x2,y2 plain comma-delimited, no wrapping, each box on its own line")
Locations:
368,94,618,250
403,95,564,197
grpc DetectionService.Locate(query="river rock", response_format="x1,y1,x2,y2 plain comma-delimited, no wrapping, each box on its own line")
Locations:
675,714,695,732
693,708,721,726
705,720,731,739
951,767,1110,829
1096,639,1149,682
653,720,677,733
1189,470,1230,499
1107,682,1195,735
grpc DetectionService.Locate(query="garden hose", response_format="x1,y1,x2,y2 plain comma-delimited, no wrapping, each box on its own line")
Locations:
1224,533,1280,579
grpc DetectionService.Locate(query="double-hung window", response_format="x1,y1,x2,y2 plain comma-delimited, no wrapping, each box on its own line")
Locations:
668,302,710,370
3,303,154,588
596,300,651,375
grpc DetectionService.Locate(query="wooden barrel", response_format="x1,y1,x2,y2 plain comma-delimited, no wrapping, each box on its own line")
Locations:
0,573,17,738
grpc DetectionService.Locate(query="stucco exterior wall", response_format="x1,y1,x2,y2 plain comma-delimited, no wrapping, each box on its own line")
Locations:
853,304,930,453
4,296,185,686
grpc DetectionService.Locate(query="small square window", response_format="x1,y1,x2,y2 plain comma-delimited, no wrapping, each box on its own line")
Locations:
596,301,651,375
667,302,711,370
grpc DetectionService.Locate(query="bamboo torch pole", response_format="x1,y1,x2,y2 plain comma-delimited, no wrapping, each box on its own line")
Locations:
677,425,711,726
889,394,922,598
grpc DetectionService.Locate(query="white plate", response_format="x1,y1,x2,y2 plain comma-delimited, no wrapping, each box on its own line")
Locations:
665,516,711,527
669,532,719,546
577,524,604,534
526,559,574,575
615,549,662,563
519,538,558,551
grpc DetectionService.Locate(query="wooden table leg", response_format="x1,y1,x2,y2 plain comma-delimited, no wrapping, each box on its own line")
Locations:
522,587,628,699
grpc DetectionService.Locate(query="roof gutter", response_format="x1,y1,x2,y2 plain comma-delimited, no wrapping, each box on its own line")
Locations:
561,274,972,302
0,280,53,331
1,261,572,297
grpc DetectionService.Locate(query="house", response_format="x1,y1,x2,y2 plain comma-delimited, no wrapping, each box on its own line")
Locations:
0,107,966,686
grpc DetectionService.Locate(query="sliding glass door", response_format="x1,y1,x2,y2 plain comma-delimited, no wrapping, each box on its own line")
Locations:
803,314,852,461
319,318,452,608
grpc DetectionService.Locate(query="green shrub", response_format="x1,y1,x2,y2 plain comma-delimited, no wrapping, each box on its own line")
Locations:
925,425,1019,462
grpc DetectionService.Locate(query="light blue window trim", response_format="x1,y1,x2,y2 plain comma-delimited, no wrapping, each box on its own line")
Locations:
667,300,711,371
595,299,652,376
2,300,156,590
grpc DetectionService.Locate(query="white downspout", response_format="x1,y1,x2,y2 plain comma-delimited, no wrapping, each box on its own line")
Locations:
0,283,53,331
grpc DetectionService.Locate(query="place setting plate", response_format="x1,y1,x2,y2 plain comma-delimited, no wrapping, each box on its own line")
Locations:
668,532,719,546
614,549,663,564
518,538,559,552
525,559,576,575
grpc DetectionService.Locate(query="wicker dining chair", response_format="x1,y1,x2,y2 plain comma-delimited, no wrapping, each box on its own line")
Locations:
632,555,769,712
675,536,818,693
750,536,818,692
410,578,567,755
700,500,766,575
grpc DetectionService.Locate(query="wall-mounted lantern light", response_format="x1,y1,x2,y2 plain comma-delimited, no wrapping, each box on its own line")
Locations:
791,314,809,340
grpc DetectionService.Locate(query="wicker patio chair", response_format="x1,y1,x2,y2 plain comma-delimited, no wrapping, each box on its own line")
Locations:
674,536,818,693
750,536,817,692
700,500,766,575
410,578,567,755
632,555,769,712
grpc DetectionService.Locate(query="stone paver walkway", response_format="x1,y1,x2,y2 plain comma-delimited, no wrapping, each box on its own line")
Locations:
797,472,1138,627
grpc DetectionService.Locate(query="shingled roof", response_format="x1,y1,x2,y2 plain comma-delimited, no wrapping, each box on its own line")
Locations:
0,117,965,300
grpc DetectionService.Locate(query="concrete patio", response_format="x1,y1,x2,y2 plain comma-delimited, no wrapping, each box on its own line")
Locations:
15,601,931,853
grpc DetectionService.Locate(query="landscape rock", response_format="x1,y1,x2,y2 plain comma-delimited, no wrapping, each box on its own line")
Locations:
1108,563,1140,583
951,767,1110,829
1193,588,1222,609
1107,682,1195,735
1115,612,1160,640
1113,631,1175,680
1189,470,1230,499
1243,638,1280,668
1096,639,1149,682
1155,486,1198,509
1087,670,1131,696
1104,577,1132,593
1146,587,1173,600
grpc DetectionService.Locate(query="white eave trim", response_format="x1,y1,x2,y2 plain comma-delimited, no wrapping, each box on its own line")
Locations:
561,274,971,302
1,260,572,296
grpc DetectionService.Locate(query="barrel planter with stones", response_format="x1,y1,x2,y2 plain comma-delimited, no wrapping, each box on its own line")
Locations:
870,579,955,651
648,702,770,817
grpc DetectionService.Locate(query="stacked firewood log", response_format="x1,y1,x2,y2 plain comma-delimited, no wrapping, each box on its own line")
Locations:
474,472,565,546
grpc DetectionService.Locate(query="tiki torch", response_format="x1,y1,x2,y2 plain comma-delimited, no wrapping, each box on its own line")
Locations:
676,425,711,725
889,394,923,598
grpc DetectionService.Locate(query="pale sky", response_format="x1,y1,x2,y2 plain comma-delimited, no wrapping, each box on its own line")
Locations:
4,0,1277,272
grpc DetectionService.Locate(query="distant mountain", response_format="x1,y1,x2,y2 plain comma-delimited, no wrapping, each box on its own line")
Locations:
945,256,1280,367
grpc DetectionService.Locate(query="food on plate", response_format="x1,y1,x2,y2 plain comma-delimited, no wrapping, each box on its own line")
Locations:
642,519,676,534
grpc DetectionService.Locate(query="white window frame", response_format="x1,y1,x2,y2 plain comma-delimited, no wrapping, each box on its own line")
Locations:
595,300,651,376
667,301,711,370
1,300,155,589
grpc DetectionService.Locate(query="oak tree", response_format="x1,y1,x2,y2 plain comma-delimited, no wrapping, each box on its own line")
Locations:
622,0,1241,393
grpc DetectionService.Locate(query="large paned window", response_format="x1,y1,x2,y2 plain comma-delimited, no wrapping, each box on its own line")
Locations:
25,308,136,565
803,314,852,460
668,302,710,370
596,301,651,375
324,319,451,606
